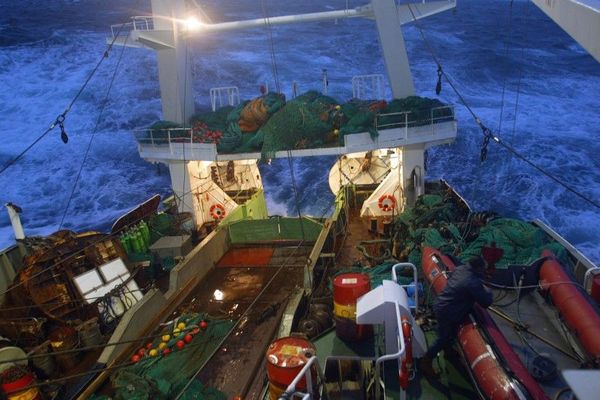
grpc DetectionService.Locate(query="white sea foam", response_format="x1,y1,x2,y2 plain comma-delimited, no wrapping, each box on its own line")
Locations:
0,0,599,266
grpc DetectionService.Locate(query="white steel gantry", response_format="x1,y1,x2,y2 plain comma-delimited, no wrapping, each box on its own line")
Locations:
109,0,457,226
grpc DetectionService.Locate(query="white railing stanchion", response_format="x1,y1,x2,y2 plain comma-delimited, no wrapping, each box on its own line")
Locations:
374,302,406,400
279,356,324,400
392,263,419,313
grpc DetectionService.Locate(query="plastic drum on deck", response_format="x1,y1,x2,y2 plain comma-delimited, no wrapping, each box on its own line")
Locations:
266,336,317,396
332,273,372,342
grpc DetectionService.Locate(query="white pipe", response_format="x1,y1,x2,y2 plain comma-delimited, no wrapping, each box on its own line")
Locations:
187,7,371,34
5,203,24,240
584,267,600,293
280,355,321,399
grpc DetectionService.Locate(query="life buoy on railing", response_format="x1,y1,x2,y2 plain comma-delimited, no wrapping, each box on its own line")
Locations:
399,316,413,389
209,204,226,220
377,194,397,212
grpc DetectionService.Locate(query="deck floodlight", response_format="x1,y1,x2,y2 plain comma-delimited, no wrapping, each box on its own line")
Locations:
184,16,203,31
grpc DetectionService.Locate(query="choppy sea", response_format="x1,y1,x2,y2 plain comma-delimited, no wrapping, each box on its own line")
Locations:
0,0,599,264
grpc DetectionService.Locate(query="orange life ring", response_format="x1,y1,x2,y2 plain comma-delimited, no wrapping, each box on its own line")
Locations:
398,316,413,389
209,204,226,220
377,194,396,212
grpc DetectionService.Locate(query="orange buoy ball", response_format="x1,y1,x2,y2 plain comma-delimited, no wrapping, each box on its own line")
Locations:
177,322,186,330
158,342,167,350
162,334,171,342
176,340,185,350
199,321,208,330
131,354,141,363
146,342,153,350
184,334,193,344
149,349,158,357
137,348,146,357
162,348,171,356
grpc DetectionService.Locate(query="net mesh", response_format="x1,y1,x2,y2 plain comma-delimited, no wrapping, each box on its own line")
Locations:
105,314,233,400
141,92,452,155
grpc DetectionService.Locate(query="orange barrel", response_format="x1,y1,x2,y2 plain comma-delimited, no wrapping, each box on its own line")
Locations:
333,273,372,341
0,367,42,400
266,337,317,399
267,381,286,400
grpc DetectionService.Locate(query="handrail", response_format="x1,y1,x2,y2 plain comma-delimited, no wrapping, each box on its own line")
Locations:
278,355,328,400
392,262,419,313
584,266,600,293
374,301,406,399
110,16,154,38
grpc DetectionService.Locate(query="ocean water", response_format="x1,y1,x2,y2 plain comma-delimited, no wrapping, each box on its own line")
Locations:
0,0,599,265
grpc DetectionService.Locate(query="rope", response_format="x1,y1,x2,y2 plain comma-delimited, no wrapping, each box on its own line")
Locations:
0,16,135,177
59,33,130,230
405,3,600,211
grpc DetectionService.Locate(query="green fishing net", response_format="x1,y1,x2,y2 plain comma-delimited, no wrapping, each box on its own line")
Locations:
107,314,233,400
142,92,453,155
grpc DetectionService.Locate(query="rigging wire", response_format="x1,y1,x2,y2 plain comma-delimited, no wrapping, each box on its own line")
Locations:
0,18,134,177
503,0,534,190
261,0,282,93
59,33,131,230
496,0,515,136
405,3,600,211
287,150,306,240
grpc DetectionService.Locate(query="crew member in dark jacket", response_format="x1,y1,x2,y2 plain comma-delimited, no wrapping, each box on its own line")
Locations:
420,255,493,377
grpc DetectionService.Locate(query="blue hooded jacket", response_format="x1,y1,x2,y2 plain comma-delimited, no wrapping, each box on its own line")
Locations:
434,262,493,323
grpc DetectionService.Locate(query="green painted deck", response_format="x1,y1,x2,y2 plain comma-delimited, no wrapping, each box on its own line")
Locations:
313,326,477,399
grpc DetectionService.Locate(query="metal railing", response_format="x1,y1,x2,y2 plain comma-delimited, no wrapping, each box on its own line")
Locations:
134,127,193,147
110,16,154,38
392,262,419,314
210,86,240,111
133,104,455,152
352,74,385,100
375,105,454,130
278,356,328,400
374,301,406,400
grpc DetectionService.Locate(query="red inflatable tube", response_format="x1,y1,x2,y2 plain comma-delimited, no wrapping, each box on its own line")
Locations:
540,249,600,364
422,247,548,400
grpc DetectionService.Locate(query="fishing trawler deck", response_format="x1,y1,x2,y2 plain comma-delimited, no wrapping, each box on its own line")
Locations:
176,245,311,398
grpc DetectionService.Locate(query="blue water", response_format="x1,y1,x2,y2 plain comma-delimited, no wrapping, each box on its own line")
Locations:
0,0,599,265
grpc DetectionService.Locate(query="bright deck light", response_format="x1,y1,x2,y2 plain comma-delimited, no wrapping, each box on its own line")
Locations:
213,289,224,301
184,16,203,30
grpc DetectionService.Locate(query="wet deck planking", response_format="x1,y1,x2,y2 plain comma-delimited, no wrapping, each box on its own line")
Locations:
174,245,312,398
